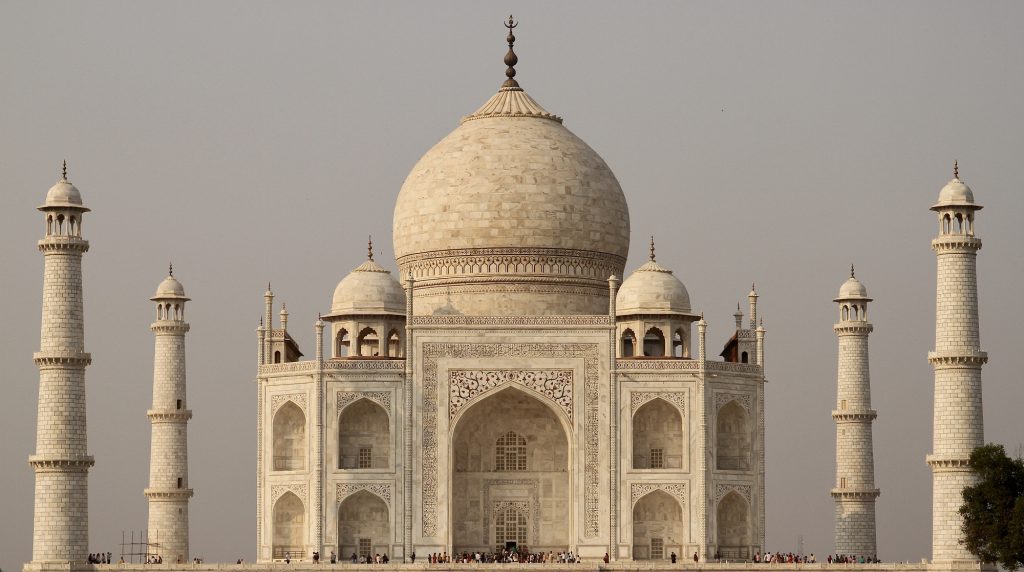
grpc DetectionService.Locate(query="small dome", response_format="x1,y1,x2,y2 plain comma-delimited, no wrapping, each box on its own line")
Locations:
330,259,406,316
936,177,975,206
39,178,89,211
151,270,189,301
616,259,692,315
837,276,867,299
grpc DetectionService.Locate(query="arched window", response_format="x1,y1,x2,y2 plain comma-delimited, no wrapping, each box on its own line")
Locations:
632,490,684,560
842,305,849,321
335,329,350,358
495,431,527,471
273,402,306,471
356,327,379,357
621,329,636,357
717,491,751,559
632,398,684,469
673,329,685,358
338,490,389,560
272,492,306,560
387,329,401,357
644,327,666,357
56,213,65,235
274,351,282,363
740,351,749,364
339,399,390,469
46,215,53,236
716,400,751,471
494,507,528,551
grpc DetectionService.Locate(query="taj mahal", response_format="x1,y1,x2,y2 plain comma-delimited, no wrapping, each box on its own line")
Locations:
25,19,992,572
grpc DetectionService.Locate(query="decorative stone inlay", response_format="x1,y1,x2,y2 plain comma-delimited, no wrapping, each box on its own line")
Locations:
714,483,752,504
412,315,612,327
482,479,540,546
630,482,687,507
715,392,752,414
616,359,700,371
630,391,686,415
422,343,601,539
449,370,573,422
259,360,406,375
337,391,392,415
398,247,623,283
271,483,308,504
336,482,393,508
271,392,307,414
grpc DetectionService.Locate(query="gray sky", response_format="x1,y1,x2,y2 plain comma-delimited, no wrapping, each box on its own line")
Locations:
2,1,1023,568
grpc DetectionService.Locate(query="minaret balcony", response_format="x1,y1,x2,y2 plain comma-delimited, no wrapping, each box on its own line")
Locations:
29,455,95,470
37,235,89,252
830,487,880,499
925,455,972,469
931,236,982,252
831,409,877,421
927,351,987,366
33,351,91,366
144,488,194,500
147,409,193,422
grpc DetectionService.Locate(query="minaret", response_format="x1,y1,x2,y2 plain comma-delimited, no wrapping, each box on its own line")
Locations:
30,162,94,563
146,266,193,563
927,163,986,563
831,266,879,557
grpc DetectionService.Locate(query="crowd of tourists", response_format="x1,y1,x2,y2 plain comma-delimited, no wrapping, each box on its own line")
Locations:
87,552,112,564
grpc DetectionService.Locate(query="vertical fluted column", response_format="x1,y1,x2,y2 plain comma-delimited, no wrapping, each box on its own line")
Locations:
146,274,193,564
927,172,986,563
263,286,274,364
403,272,414,560
748,286,759,365
831,273,878,558
608,275,620,559
314,317,325,555
31,172,94,564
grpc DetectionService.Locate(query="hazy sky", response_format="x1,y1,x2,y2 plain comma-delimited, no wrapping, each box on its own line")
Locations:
2,2,1023,569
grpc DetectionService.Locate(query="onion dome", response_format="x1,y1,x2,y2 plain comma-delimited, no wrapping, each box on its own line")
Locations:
392,17,629,316
835,265,871,301
329,241,406,316
152,264,189,301
616,238,692,316
38,161,90,212
932,161,982,210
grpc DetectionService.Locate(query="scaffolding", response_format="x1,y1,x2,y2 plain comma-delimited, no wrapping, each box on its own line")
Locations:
120,530,163,564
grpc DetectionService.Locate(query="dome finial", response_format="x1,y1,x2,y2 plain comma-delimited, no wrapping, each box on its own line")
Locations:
61,159,68,181
502,15,520,89
367,235,374,261
850,264,855,278
953,160,959,180
169,262,174,277
649,235,656,262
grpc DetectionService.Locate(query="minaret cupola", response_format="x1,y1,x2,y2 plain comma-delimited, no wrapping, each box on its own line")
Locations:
152,264,190,321
835,265,871,322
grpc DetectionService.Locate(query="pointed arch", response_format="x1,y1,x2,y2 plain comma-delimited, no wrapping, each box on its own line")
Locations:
273,401,306,471
633,398,684,469
356,327,379,357
717,491,751,559
644,327,666,357
716,400,751,471
335,328,350,358
272,492,306,560
386,329,401,357
337,490,389,560
632,490,684,560
621,328,637,357
338,398,390,469
672,328,686,358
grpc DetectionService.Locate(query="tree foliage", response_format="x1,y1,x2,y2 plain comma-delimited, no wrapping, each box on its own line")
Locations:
959,443,1024,570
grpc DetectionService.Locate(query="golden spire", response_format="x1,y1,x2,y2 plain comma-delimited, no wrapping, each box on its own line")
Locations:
953,160,959,180
367,235,374,261
649,236,656,261
169,262,174,277
850,264,855,278
502,15,520,89
61,160,68,181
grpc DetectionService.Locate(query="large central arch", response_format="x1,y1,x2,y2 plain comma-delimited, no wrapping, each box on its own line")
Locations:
449,387,572,554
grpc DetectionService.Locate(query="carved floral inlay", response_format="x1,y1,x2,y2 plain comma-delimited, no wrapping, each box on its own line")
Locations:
715,392,752,414
630,391,686,415
337,391,392,415
449,370,573,422
715,483,752,504
336,482,393,508
631,482,688,507
271,392,307,414
271,483,308,504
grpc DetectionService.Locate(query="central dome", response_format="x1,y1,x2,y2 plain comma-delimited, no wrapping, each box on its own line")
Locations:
393,75,630,316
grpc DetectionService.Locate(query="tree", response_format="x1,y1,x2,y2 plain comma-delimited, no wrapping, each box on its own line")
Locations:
959,443,1024,570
